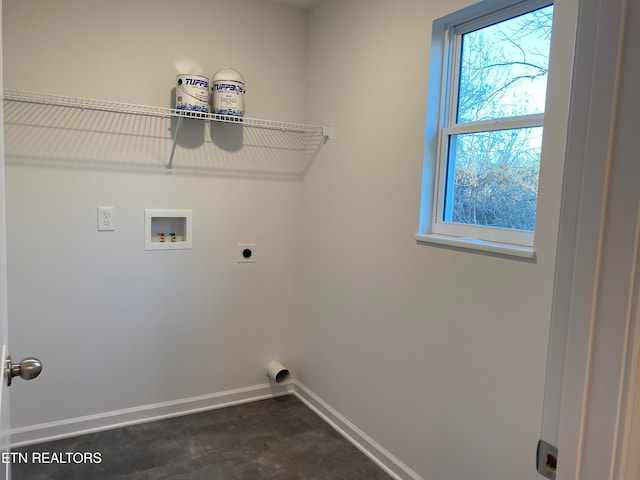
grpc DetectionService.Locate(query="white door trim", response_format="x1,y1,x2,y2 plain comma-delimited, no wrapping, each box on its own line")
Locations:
613,208,640,480
548,0,638,478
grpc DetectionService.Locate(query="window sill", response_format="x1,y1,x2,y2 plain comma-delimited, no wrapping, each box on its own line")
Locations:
415,233,536,259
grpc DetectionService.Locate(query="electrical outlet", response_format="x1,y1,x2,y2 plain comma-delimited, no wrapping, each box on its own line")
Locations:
238,243,256,263
97,206,115,231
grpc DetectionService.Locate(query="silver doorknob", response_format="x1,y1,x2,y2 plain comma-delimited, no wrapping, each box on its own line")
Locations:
5,356,42,386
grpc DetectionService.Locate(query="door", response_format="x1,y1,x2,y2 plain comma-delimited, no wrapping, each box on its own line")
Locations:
0,2,13,477
0,8,12,480
0,2,10,478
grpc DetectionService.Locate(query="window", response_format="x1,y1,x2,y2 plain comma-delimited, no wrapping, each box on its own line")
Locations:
418,1,554,256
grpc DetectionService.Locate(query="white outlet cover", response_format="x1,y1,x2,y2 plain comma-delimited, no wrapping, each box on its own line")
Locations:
238,244,256,263
97,206,115,231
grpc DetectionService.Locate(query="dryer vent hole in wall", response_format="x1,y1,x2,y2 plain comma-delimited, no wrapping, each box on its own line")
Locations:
275,369,290,383
266,361,292,384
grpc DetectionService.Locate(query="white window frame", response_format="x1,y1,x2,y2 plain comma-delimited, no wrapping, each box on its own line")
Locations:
417,0,553,258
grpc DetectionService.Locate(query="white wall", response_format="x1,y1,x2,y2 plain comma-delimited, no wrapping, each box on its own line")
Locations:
300,0,574,478
2,0,307,428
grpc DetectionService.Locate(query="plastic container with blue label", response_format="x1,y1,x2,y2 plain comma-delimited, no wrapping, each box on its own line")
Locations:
176,74,209,113
211,68,245,117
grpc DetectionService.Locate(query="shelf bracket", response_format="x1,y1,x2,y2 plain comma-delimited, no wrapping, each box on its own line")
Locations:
167,116,184,174
322,125,331,139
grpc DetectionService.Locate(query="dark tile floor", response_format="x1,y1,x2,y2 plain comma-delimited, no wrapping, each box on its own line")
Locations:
11,395,392,479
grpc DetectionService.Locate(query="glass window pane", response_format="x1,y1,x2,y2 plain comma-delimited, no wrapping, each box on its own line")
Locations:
457,5,553,123
443,127,543,231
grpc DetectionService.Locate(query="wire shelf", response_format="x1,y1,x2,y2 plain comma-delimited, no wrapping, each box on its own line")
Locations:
3,89,326,134
3,89,329,177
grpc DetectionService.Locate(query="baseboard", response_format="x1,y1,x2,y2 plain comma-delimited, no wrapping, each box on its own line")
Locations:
292,381,423,480
10,382,292,447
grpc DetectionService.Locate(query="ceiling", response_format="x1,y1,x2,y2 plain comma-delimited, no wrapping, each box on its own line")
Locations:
261,0,324,10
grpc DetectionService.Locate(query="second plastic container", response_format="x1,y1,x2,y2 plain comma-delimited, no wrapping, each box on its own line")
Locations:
211,68,245,117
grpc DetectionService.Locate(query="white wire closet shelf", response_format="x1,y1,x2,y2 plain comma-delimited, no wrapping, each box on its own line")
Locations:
3,89,330,178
